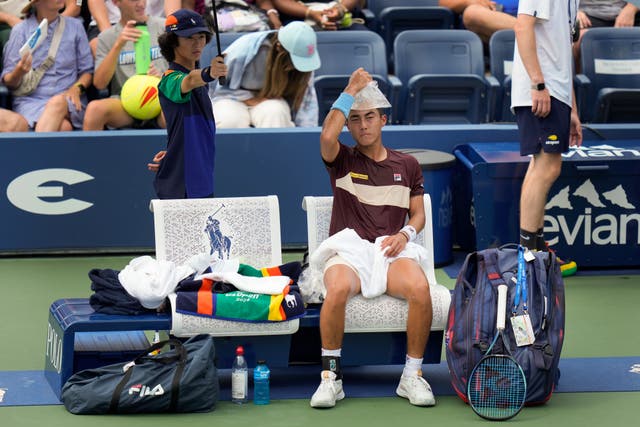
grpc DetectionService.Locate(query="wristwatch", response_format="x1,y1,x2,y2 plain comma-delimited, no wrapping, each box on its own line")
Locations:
531,82,546,91
75,83,86,94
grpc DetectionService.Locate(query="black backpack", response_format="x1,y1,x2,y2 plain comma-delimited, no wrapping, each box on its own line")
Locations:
445,246,565,405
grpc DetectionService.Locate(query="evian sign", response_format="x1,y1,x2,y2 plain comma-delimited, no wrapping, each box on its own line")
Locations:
544,144,639,247
561,144,640,159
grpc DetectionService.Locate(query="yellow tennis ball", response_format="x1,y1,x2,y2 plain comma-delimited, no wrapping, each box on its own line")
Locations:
120,75,161,120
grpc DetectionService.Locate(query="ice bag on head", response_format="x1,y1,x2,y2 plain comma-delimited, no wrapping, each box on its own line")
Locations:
352,81,391,111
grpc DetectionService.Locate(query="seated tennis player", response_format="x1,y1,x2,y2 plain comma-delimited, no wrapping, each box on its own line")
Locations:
306,68,436,408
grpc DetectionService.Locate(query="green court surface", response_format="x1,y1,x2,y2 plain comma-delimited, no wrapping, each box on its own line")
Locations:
1,253,639,426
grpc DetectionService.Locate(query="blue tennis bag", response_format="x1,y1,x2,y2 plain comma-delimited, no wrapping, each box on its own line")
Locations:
445,246,565,405
61,334,218,414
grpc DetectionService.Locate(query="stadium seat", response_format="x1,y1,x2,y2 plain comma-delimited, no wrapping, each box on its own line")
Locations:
314,31,402,124
488,29,516,122
575,27,640,123
364,0,441,30
363,0,453,71
393,29,498,124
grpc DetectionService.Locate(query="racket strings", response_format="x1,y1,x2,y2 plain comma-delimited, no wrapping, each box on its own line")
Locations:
468,355,526,420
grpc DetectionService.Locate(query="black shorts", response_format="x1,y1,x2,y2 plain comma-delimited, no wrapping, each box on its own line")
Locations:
514,97,571,156
584,14,640,28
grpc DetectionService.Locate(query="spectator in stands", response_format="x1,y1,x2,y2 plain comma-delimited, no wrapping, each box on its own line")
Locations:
273,0,367,31
149,9,227,199
83,0,168,130
0,0,93,132
1,0,80,65
258,0,283,29
573,0,639,70
307,67,435,409
86,0,121,57
86,0,191,57
210,20,320,128
439,0,518,43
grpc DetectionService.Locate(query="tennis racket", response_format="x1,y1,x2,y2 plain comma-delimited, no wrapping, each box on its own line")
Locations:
210,3,226,85
467,284,527,420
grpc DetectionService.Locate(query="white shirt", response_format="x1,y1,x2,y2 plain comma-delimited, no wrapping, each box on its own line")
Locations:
510,0,578,110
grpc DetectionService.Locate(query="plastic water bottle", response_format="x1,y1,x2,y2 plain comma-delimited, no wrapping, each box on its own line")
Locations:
253,360,270,405
135,24,151,75
231,345,248,404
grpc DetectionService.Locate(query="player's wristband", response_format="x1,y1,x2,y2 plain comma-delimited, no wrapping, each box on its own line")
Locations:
331,92,354,118
201,66,215,83
400,225,417,242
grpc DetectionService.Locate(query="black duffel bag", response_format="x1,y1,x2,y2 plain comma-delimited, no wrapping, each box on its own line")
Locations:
61,334,218,414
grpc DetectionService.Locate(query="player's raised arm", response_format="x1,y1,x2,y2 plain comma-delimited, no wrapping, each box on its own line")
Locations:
319,68,372,163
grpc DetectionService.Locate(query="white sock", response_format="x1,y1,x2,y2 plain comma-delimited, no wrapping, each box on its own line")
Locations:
402,355,423,377
321,348,342,357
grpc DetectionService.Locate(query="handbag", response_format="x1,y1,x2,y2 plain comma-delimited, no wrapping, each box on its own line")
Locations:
212,0,270,32
61,334,219,414
12,16,65,97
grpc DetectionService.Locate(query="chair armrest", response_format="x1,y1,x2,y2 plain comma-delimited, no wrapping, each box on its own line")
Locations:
484,74,501,122
0,82,11,110
361,8,376,30
388,75,403,124
574,74,591,121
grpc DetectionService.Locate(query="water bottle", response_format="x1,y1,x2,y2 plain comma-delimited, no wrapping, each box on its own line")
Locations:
231,345,248,404
135,24,151,75
253,360,270,405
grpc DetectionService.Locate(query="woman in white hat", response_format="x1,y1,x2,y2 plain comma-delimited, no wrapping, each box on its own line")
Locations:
210,20,321,128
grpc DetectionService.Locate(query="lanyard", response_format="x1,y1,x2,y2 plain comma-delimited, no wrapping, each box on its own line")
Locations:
514,246,529,314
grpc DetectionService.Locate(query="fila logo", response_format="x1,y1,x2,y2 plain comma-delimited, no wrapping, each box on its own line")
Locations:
6,168,94,215
128,384,165,397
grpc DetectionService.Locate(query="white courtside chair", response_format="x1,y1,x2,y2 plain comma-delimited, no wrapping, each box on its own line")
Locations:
302,194,451,333
150,196,299,337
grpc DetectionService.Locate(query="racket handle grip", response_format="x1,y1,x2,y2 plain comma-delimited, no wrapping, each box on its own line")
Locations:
497,284,508,330
218,76,226,85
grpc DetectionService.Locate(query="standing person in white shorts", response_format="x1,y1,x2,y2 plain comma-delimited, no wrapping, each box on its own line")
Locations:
511,0,583,263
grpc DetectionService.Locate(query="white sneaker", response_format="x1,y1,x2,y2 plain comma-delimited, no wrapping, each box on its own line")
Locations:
310,370,345,408
396,371,436,407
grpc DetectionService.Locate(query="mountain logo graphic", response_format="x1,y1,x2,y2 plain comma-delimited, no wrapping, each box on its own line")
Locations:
546,179,636,210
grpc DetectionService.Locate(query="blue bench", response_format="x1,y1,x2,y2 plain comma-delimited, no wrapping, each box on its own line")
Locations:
45,299,170,398
45,299,445,399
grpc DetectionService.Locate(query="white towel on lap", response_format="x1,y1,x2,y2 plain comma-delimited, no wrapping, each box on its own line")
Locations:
304,228,431,299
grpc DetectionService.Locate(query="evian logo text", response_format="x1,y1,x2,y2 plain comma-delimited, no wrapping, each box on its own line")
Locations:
562,144,640,159
544,178,638,246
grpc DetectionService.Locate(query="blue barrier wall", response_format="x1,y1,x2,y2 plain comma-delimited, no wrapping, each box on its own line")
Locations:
1,124,638,253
